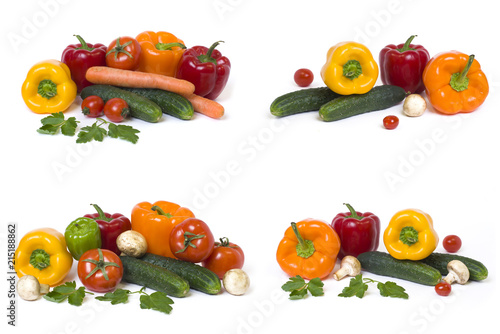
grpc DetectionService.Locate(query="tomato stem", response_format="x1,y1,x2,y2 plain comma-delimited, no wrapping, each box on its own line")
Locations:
176,232,206,254
82,248,120,281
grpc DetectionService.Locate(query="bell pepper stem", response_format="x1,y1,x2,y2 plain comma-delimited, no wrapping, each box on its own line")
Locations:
396,35,417,52
151,206,173,218
37,79,57,99
29,249,51,270
291,222,315,259
73,35,94,51
399,226,419,246
197,41,224,65
155,42,186,51
343,60,362,80
450,54,474,92
343,203,363,220
90,204,111,222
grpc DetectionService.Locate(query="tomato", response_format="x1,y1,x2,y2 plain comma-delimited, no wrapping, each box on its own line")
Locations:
103,98,129,123
435,282,452,296
294,68,314,87
81,95,104,118
383,115,399,129
77,248,123,293
202,237,245,279
443,235,462,253
106,36,142,70
170,218,215,263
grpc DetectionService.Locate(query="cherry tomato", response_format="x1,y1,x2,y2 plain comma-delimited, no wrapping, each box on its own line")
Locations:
105,36,142,70
81,95,104,118
443,235,462,253
202,237,245,279
435,281,452,296
170,218,215,263
383,115,399,129
294,68,314,87
77,248,123,293
103,98,129,123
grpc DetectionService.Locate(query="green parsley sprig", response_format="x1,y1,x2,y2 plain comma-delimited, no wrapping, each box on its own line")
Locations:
96,287,174,315
281,275,324,300
338,274,408,299
43,281,93,306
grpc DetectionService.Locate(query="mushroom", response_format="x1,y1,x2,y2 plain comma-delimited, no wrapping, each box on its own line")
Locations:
116,230,148,258
443,260,470,285
17,275,50,301
403,94,427,117
223,269,250,296
333,256,361,281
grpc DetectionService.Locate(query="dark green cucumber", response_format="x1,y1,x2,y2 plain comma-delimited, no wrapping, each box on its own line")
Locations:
357,251,442,286
80,85,162,123
120,256,189,297
121,87,194,120
319,85,406,122
139,253,221,295
270,87,342,117
419,253,488,281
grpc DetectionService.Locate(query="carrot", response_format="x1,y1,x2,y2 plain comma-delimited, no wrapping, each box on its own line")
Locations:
184,94,225,119
86,66,195,96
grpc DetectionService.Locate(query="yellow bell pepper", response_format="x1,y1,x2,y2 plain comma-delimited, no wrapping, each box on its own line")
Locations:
383,209,439,261
21,59,77,114
15,228,73,286
320,41,379,95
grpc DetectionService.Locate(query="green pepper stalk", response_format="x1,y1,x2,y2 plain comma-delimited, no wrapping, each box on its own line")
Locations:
65,217,102,260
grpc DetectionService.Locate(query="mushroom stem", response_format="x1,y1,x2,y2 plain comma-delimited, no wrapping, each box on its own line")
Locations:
443,260,470,285
333,256,361,281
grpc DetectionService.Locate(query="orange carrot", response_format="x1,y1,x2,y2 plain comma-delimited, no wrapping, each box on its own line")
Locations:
86,66,195,96
184,94,225,119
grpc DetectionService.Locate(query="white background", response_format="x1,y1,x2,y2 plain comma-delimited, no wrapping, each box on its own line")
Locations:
1,0,498,333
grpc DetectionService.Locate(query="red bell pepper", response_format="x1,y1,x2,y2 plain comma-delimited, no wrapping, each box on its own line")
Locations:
61,35,107,92
331,203,380,258
379,35,430,94
176,40,231,100
84,204,131,255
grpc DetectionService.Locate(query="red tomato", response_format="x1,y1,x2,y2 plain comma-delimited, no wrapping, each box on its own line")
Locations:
106,36,142,70
81,95,104,118
383,115,399,129
170,218,215,263
103,98,129,123
202,237,245,279
435,282,451,296
294,68,314,87
77,248,123,293
443,235,462,253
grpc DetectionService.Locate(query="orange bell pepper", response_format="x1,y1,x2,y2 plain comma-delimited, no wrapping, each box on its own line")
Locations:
422,51,489,114
135,31,186,77
276,219,341,280
131,200,194,258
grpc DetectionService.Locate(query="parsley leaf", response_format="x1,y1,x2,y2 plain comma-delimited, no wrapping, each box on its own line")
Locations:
377,281,409,299
140,292,174,314
37,112,79,136
43,281,93,306
76,121,107,143
281,275,324,300
96,289,133,305
108,123,140,144
338,274,368,298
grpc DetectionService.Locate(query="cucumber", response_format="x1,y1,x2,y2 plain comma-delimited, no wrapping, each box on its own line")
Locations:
270,87,342,117
120,256,190,298
419,253,488,281
80,85,163,123
319,85,406,122
139,253,221,295
121,88,194,120
357,251,442,286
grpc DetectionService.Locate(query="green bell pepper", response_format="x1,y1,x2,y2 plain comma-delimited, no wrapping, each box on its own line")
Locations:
65,217,102,260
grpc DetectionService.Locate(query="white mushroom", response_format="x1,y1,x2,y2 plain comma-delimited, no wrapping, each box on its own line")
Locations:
223,269,250,296
443,260,470,285
403,94,427,117
116,230,148,258
17,275,50,301
333,256,361,281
